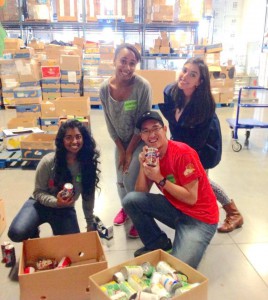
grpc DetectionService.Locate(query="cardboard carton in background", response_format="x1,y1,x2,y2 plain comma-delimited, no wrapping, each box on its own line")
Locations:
20,133,56,161
19,232,107,300
89,249,208,300
0,199,6,237
135,70,177,104
55,96,90,117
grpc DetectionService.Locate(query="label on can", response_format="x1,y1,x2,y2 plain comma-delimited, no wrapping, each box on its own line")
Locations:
62,183,74,199
5,244,16,267
1,241,10,263
121,265,144,279
56,256,72,269
145,147,159,167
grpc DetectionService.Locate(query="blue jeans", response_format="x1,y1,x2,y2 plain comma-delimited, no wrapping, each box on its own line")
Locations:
123,191,217,269
8,197,80,242
115,141,145,204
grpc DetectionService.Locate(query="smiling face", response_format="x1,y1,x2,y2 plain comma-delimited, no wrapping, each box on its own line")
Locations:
114,48,138,82
63,127,84,155
140,119,168,156
178,62,202,96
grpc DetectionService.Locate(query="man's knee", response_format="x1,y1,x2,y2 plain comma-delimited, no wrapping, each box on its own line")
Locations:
122,191,139,208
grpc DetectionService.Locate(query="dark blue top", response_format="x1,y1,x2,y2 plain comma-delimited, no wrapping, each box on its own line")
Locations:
159,84,222,169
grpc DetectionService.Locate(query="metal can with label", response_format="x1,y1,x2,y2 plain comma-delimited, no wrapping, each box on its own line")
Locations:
1,241,10,263
141,262,155,278
121,265,144,279
5,244,16,267
24,266,35,274
130,291,161,299
145,147,159,167
62,183,74,199
56,256,72,269
160,273,182,293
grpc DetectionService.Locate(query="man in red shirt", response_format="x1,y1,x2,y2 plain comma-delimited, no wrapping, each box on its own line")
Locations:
123,111,219,268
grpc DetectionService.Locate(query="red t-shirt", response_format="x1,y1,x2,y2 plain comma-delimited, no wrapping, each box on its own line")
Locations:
158,140,219,224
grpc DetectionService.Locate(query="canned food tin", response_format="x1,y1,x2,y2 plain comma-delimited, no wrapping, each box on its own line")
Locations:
24,266,35,274
141,262,155,277
110,291,129,300
156,261,176,277
100,281,121,296
145,148,159,167
132,291,162,299
119,281,136,297
150,271,162,285
121,265,144,279
150,282,170,298
56,256,72,269
1,241,10,263
5,244,16,267
62,183,74,199
113,271,126,283
128,274,151,292
160,273,182,293
174,282,200,295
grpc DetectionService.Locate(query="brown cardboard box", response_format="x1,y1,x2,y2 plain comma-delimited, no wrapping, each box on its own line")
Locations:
7,117,37,129
89,249,208,300
20,133,56,160
135,70,177,104
41,101,58,117
3,128,44,151
0,199,6,237
19,232,107,300
4,38,24,50
55,96,90,117
56,0,78,21
60,55,81,71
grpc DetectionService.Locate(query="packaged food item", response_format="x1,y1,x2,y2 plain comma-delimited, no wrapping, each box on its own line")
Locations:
160,273,182,293
113,271,125,283
100,281,121,296
145,147,159,167
128,274,151,292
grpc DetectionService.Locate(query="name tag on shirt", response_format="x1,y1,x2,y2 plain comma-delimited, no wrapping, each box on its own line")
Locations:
124,100,137,111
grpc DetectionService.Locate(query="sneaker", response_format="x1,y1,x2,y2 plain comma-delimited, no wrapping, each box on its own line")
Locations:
134,238,172,257
128,225,140,239
113,208,128,226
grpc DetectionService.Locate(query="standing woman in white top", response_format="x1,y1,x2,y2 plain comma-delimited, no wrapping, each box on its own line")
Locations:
100,43,152,238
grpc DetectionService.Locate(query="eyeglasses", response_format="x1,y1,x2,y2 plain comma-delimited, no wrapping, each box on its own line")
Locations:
140,126,163,136
64,134,82,142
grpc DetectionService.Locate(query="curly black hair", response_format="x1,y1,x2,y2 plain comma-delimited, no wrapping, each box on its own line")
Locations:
170,57,216,126
54,119,101,199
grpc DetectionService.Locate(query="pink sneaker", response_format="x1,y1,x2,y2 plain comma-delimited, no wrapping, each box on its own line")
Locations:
113,208,128,225
128,225,140,239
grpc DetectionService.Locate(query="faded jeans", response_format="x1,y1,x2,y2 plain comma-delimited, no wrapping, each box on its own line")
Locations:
115,141,145,204
123,191,217,268
8,197,80,242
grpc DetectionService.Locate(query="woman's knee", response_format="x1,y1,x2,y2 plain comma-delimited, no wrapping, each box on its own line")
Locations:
122,191,139,208
8,226,26,242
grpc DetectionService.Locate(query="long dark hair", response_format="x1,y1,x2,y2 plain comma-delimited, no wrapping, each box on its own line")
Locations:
54,119,101,198
171,57,215,126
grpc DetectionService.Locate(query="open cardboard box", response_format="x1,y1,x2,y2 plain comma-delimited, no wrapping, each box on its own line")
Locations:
89,250,208,300
20,133,56,160
19,232,107,300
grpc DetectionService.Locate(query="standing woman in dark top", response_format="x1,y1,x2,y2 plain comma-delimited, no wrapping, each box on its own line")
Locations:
159,57,243,233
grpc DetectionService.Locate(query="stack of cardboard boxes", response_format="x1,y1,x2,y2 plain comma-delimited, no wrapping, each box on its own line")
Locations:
151,31,171,55
194,43,235,104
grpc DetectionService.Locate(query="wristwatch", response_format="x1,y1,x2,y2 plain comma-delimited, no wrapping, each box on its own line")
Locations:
158,177,167,188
